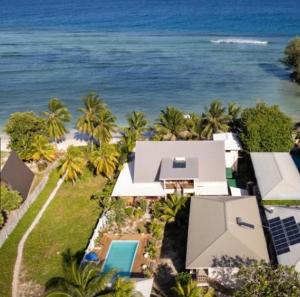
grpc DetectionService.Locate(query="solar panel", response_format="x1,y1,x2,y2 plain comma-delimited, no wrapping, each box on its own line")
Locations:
268,216,300,255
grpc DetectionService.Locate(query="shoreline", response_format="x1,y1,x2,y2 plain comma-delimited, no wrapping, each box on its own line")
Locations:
0,129,123,152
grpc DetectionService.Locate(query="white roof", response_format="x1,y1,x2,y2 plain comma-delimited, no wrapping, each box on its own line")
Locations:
251,153,300,200
213,133,242,151
112,161,165,197
230,186,249,196
133,278,154,297
265,206,300,271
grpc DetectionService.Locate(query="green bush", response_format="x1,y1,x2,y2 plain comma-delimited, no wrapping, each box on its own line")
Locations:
124,207,134,218
137,198,148,212
145,240,158,259
5,112,48,158
282,37,300,83
150,200,163,219
147,220,164,240
133,208,144,219
240,103,293,152
175,272,192,286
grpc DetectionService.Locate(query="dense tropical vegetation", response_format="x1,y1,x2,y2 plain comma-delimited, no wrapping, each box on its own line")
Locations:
239,103,293,152
173,272,215,297
5,112,48,159
234,261,300,297
283,37,300,84
0,185,23,226
45,251,137,297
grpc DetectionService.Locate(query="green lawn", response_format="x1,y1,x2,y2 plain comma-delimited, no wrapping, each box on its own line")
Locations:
262,200,300,206
23,170,106,287
0,170,60,297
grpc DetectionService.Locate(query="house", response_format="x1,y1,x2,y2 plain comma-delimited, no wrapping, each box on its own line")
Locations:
0,151,34,199
213,132,242,171
185,196,269,285
133,278,154,297
265,206,300,272
112,141,228,198
251,152,300,200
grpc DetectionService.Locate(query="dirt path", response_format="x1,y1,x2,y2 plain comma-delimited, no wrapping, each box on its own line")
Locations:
12,176,65,297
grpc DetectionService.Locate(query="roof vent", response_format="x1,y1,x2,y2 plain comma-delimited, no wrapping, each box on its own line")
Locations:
173,157,186,169
236,217,255,229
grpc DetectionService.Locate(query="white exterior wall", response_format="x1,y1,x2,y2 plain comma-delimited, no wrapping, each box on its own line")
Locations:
225,150,239,169
194,181,228,196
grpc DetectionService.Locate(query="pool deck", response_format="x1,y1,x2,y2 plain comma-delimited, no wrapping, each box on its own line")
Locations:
97,233,151,276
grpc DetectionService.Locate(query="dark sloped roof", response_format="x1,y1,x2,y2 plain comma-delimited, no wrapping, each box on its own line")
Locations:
0,151,34,198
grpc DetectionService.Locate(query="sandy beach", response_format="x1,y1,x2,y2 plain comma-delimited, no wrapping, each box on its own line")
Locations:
0,129,122,152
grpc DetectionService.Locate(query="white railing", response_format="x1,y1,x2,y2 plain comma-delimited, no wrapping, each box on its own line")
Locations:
84,211,109,254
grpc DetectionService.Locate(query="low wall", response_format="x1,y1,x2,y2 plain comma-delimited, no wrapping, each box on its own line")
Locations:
0,161,58,248
83,211,109,257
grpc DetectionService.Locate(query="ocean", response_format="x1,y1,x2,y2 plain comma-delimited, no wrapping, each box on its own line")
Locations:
0,0,300,128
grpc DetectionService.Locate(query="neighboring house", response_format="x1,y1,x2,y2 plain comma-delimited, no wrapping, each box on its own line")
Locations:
213,132,242,171
186,196,269,285
112,141,228,198
265,206,300,272
133,278,154,297
251,152,300,200
0,151,34,199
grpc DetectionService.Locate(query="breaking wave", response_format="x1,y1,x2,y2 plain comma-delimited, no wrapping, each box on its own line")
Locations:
210,38,268,45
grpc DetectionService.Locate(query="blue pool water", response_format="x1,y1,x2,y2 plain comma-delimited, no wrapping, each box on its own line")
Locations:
102,240,139,277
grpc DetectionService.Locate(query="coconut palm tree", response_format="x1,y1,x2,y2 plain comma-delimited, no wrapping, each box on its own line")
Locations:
45,251,115,297
227,102,242,132
155,106,185,140
109,277,135,297
94,107,117,145
160,194,187,223
117,128,136,164
59,146,85,184
172,278,215,297
77,92,105,150
127,111,148,140
184,113,203,139
28,135,56,162
43,98,71,142
201,100,230,139
89,144,119,178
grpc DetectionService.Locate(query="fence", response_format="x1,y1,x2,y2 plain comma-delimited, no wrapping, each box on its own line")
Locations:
83,211,109,259
0,161,58,248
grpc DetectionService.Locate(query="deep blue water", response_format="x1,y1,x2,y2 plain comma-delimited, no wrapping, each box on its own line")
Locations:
0,0,300,128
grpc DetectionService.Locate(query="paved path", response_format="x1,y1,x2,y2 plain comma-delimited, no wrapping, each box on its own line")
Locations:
12,176,65,297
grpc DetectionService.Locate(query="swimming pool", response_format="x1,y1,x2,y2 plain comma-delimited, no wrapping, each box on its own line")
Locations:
102,240,139,277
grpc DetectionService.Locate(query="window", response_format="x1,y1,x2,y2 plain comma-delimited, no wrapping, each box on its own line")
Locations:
173,157,186,168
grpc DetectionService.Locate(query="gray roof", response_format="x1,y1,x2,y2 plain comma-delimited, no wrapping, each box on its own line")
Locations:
134,141,226,183
186,196,269,269
251,152,300,200
159,157,198,180
0,151,34,199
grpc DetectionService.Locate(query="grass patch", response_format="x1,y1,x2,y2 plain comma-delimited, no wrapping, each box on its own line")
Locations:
23,170,106,287
1,151,9,166
0,169,60,297
262,200,300,206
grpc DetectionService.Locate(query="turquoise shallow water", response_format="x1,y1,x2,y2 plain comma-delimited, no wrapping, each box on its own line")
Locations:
102,240,138,277
0,1,300,128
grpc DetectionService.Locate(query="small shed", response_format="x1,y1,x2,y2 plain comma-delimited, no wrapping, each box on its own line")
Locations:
0,151,34,199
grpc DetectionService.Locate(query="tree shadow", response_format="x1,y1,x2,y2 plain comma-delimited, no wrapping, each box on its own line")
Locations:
209,256,257,293
160,200,190,272
45,248,85,292
258,63,290,81
153,264,175,297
